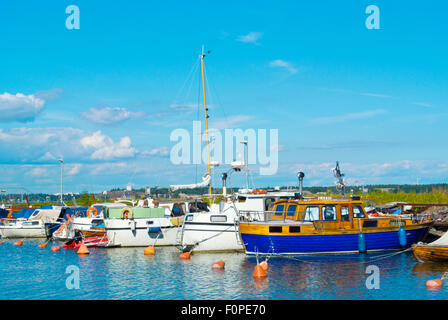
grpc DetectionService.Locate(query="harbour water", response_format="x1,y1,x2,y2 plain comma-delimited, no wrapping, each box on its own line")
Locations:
1,239,448,300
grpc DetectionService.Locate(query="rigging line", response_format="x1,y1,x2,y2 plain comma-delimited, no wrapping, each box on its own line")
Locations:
206,65,230,130
182,59,200,108
172,56,200,105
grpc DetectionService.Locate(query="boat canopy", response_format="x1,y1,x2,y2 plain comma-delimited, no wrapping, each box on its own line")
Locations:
12,208,36,219
0,208,9,219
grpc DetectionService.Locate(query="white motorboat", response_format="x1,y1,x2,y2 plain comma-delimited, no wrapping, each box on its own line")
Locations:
0,207,62,238
103,205,185,247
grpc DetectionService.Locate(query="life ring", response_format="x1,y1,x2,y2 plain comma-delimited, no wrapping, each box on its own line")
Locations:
86,207,97,218
121,208,132,219
252,189,267,195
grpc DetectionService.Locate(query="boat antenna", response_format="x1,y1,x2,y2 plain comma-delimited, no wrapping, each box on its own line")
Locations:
332,161,346,196
297,172,305,199
200,46,212,198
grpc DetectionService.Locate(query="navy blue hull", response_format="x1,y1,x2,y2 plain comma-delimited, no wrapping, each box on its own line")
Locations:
241,227,429,255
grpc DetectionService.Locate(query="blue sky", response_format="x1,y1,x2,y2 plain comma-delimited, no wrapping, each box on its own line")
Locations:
0,1,447,193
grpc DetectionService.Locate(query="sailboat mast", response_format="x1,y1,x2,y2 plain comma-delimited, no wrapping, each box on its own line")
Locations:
200,49,212,197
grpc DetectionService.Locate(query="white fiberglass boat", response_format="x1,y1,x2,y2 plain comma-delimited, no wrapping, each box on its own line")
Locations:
0,207,62,238
103,206,185,247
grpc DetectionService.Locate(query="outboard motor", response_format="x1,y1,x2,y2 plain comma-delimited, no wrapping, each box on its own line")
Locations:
297,172,305,199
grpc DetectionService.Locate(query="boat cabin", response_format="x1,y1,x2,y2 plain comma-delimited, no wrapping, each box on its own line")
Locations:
271,197,366,222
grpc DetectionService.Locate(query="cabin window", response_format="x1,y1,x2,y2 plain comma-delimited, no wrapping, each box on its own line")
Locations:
304,206,320,221
363,220,378,228
238,197,247,203
210,215,227,223
289,226,301,233
353,206,366,218
287,205,297,217
185,215,193,222
323,206,336,221
265,198,275,211
341,206,349,221
275,205,285,216
269,226,282,233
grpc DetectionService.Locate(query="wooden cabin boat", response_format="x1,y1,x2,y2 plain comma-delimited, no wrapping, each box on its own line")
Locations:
412,231,448,262
239,196,433,255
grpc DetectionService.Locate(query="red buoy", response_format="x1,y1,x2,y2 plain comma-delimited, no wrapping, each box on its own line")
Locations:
426,279,443,289
212,260,225,270
179,252,191,260
51,246,60,252
14,240,23,246
253,264,267,278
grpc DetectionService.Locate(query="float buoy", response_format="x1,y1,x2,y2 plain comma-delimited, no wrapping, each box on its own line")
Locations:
14,240,23,246
179,252,191,260
212,260,225,270
253,264,267,278
398,227,407,247
259,260,269,271
0,241,4,245
358,233,366,253
51,246,60,252
77,243,90,255
38,242,47,248
144,246,155,256
426,279,443,289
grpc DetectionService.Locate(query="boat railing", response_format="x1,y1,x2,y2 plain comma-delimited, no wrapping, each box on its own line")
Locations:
238,210,275,222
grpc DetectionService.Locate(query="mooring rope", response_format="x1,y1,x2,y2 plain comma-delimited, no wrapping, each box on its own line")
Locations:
260,247,413,266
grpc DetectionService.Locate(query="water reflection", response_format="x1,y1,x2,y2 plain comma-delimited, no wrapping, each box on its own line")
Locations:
1,242,448,299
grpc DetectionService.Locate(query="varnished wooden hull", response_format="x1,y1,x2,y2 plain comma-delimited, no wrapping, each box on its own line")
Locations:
412,244,448,262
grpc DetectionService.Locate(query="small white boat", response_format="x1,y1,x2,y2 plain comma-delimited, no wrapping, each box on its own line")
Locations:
0,207,62,238
53,202,127,241
103,205,185,247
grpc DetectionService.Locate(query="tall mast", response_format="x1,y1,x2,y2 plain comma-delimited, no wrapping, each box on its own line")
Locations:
200,47,212,197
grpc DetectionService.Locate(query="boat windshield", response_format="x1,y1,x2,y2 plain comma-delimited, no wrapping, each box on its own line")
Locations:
353,205,365,218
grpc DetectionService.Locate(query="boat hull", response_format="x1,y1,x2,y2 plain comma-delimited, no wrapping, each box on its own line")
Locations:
412,244,448,262
0,223,46,238
181,211,244,253
241,226,430,255
104,217,182,247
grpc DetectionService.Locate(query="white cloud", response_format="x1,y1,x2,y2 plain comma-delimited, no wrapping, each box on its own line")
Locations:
209,115,252,130
67,163,82,175
413,102,432,108
0,128,138,164
81,131,137,160
0,92,45,122
237,32,263,44
81,107,145,125
308,109,386,125
141,147,170,157
269,59,298,74
28,167,47,177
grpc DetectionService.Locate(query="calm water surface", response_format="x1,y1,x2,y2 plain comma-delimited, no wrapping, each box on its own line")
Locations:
1,239,448,300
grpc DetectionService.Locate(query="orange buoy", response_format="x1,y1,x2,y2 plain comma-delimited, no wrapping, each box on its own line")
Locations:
0,241,4,245
144,246,155,256
426,279,443,289
14,240,23,246
51,246,60,252
77,243,90,255
259,260,269,271
212,260,225,270
253,264,267,278
179,252,191,260
38,242,48,248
